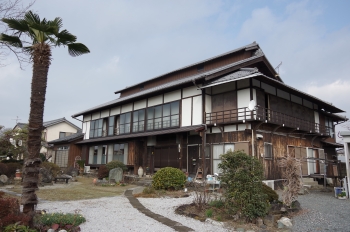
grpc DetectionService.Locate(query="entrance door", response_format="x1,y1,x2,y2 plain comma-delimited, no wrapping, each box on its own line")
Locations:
188,145,199,175
154,145,178,169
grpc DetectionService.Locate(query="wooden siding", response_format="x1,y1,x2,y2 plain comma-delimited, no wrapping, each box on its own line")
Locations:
120,50,252,97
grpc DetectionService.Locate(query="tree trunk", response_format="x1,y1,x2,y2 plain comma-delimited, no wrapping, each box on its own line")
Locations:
22,43,51,214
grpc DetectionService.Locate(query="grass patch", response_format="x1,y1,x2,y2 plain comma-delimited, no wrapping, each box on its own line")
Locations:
8,177,136,201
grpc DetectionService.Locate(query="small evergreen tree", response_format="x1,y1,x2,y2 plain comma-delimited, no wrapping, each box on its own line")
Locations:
218,150,269,221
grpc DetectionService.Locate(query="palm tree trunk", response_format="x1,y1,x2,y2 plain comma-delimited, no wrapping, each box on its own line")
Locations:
22,43,51,214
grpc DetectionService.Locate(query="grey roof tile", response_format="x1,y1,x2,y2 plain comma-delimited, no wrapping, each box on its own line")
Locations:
48,132,84,144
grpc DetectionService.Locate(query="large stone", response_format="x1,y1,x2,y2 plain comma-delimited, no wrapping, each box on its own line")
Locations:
109,168,123,183
0,174,8,184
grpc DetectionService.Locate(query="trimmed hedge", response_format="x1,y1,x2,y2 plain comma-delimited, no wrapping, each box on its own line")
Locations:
152,167,186,190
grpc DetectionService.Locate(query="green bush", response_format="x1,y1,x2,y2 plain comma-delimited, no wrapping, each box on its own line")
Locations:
152,167,186,190
209,199,224,208
106,160,127,171
142,185,156,194
262,183,279,202
41,162,60,178
218,150,269,221
35,212,86,227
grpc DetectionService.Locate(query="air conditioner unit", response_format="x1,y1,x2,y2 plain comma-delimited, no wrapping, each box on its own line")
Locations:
256,134,263,139
262,180,274,190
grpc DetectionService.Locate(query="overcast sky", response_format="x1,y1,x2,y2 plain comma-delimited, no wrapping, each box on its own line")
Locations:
1,0,350,135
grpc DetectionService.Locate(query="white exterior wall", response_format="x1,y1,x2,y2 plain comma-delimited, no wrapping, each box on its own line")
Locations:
164,90,181,103
83,114,91,122
46,122,79,142
183,86,201,98
148,95,163,107
88,147,94,164
101,109,109,118
182,98,192,126
237,88,251,120
83,121,90,139
110,106,121,116
205,95,212,114
314,112,320,132
91,112,100,120
121,103,133,113
192,95,202,125
134,99,147,110
224,125,236,132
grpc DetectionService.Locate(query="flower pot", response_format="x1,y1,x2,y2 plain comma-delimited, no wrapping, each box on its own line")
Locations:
138,167,144,177
15,172,22,178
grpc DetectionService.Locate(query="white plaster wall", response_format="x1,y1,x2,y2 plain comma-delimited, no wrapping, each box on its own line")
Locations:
205,95,212,114
91,112,100,120
148,95,163,107
110,106,121,116
121,103,133,113
101,109,109,118
192,96,202,125
183,86,201,98
237,123,251,130
182,98,192,127
88,147,94,164
237,88,251,120
164,90,181,103
211,127,221,133
224,125,236,132
46,122,79,142
314,112,320,132
83,114,91,122
124,144,129,164
134,99,147,110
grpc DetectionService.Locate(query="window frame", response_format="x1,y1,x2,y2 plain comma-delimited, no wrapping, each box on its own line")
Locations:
264,142,273,159
146,100,180,131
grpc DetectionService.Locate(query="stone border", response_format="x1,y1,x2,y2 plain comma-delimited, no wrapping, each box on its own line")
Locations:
124,188,194,232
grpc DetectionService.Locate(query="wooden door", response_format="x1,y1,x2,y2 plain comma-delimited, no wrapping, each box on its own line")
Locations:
188,145,199,175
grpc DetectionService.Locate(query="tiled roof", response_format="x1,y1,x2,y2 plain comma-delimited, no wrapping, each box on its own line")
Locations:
76,125,204,144
48,132,84,144
71,52,265,118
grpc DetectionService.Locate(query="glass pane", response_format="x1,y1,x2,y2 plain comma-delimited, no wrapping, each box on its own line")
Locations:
119,125,125,134
171,115,179,127
114,144,120,151
133,122,139,132
125,113,131,123
133,111,138,122
154,118,161,129
155,106,162,118
163,116,170,128
90,120,95,129
108,116,115,126
147,119,153,130
138,121,144,132
171,101,179,115
120,114,125,124
97,119,103,128
125,123,130,133
213,160,222,174
163,103,170,116
224,144,234,153
108,126,114,136
147,108,154,119
213,144,224,159
120,144,124,150
139,109,145,120
96,128,102,137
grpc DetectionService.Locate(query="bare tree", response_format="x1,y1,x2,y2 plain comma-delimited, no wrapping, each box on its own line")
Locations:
0,0,35,68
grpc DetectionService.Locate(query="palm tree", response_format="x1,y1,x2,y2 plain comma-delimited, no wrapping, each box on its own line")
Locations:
0,11,90,214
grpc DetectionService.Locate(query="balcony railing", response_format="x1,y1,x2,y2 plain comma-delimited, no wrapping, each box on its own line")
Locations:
205,106,332,136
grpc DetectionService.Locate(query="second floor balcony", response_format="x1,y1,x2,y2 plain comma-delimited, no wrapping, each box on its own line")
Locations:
205,106,333,136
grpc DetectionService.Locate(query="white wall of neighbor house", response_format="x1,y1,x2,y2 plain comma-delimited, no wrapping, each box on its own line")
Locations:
164,89,181,103
192,96,202,125
134,99,146,110
182,98,192,127
121,103,133,113
46,122,78,142
83,114,91,122
148,95,163,107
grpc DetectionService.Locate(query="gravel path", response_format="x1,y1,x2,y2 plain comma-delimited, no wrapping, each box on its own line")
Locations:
292,190,350,232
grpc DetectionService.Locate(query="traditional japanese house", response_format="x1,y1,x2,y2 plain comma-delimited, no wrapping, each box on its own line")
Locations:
71,42,347,183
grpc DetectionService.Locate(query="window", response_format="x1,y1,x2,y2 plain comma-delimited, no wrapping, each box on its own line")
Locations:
89,119,103,138
212,144,234,174
55,146,69,167
88,145,107,164
132,109,145,132
264,143,273,159
59,132,66,139
108,116,115,136
119,112,131,134
147,101,180,131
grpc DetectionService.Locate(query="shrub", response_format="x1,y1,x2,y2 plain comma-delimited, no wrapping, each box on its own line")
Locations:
0,163,8,175
152,167,186,190
205,209,213,218
35,212,86,227
262,183,279,203
97,165,109,179
218,150,269,221
4,163,22,177
106,160,127,171
41,162,60,178
142,185,156,195
209,199,225,208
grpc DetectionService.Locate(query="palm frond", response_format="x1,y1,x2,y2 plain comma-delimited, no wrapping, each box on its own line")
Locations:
24,11,41,24
2,18,29,33
0,33,23,48
67,43,90,57
47,17,63,35
56,30,77,45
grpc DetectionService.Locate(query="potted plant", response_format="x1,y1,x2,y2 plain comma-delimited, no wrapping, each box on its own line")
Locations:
338,191,347,199
76,160,85,175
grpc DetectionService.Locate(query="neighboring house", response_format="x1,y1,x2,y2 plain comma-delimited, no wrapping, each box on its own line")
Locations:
71,42,347,181
14,117,81,160
48,132,84,168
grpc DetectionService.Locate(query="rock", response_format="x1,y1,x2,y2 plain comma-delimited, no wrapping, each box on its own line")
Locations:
278,217,292,228
60,174,72,179
205,218,224,227
47,229,55,232
0,174,8,184
109,168,123,183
